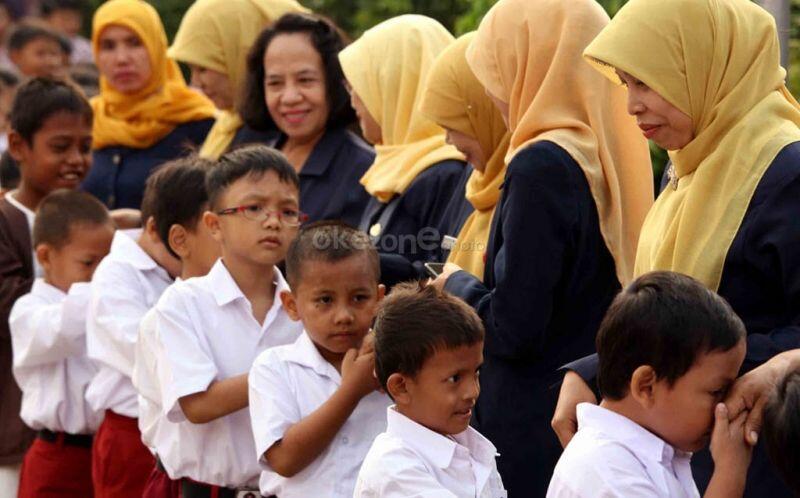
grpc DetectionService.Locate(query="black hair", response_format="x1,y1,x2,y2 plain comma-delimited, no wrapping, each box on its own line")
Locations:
285,221,379,289
0,151,20,191
143,156,213,259
40,0,85,16
8,22,68,54
374,282,485,393
0,69,19,89
597,271,746,400
69,63,99,98
206,144,299,210
32,189,110,248
763,369,800,496
9,78,92,144
240,12,356,132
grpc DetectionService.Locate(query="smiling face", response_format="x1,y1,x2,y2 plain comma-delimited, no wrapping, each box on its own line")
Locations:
96,24,152,95
38,221,115,292
190,64,234,110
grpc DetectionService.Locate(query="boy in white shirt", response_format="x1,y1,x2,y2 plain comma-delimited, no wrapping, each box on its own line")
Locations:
10,189,114,498
354,283,507,498
249,222,389,498
130,157,220,498
547,272,753,498
153,145,304,495
86,165,182,498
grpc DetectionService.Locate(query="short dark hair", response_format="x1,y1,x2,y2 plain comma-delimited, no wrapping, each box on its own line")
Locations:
0,69,19,89
10,78,92,144
285,221,379,289
40,0,85,16
33,189,110,248
8,22,68,54
144,156,213,259
597,271,746,400
206,144,299,210
762,370,800,495
0,151,20,191
240,13,356,132
374,283,485,392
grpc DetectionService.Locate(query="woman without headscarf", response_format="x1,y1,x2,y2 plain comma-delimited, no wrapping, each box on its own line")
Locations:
553,0,800,496
81,0,216,210
338,15,468,286
429,0,654,493
167,0,308,160
239,13,373,226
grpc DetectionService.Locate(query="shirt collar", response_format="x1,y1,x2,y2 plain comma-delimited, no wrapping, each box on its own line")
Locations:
208,258,290,307
385,406,460,469
4,191,34,219
31,278,65,300
109,229,161,272
284,331,342,381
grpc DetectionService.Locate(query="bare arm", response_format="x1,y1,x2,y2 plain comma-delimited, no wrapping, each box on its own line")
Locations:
178,374,249,424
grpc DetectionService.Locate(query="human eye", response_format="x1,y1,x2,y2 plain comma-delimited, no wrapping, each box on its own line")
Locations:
446,374,461,384
244,204,263,214
315,295,333,305
353,293,370,302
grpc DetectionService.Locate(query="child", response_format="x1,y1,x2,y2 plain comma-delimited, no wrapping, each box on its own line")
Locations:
40,0,93,65
547,271,752,498
0,77,92,494
0,69,19,154
10,189,114,497
354,283,507,497
8,22,69,79
85,161,182,498
153,144,304,494
130,156,220,498
249,222,389,498
762,369,800,496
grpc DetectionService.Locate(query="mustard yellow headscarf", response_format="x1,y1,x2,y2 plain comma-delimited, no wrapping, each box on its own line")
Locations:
90,0,216,151
585,0,800,290
466,0,653,285
418,33,509,280
168,0,309,159
338,15,464,203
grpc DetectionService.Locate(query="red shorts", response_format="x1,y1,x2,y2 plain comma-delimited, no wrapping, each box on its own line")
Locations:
17,434,93,498
92,410,154,498
141,461,180,498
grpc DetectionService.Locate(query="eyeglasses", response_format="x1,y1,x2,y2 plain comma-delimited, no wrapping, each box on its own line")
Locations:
216,204,308,226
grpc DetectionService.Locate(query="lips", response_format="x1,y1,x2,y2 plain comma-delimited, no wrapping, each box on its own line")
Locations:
453,406,473,419
59,171,84,185
639,123,661,139
282,109,310,125
258,236,281,248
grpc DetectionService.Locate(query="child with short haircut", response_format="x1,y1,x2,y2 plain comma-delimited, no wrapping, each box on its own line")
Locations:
153,145,305,495
131,156,220,498
547,271,752,498
10,189,114,497
0,77,92,490
0,68,19,154
762,369,800,496
354,283,507,497
86,161,183,498
249,221,389,498
8,22,69,79
40,0,93,65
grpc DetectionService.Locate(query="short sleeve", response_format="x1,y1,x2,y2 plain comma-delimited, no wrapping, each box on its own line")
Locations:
354,447,458,498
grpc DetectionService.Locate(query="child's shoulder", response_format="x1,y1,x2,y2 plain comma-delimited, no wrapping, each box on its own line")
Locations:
357,432,438,486
250,335,304,377
553,428,649,486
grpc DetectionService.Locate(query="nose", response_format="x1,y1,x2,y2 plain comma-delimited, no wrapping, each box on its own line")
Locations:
281,82,303,105
464,374,480,401
626,88,645,116
261,210,282,230
334,305,355,325
190,68,203,89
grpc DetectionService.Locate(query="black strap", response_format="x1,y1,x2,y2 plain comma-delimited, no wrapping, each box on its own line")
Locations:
180,480,265,498
37,429,93,448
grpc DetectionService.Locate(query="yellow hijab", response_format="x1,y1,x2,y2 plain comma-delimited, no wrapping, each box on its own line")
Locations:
90,0,216,150
338,15,464,203
466,0,653,285
419,33,509,280
167,0,309,159
585,0,800,290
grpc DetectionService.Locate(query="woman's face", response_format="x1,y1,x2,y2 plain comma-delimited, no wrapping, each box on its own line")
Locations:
263,32,329,143
486,90,509,128
616,69,694,151
347,84,382,145
445,128,485,171
96,25,152,95
190,65,234,110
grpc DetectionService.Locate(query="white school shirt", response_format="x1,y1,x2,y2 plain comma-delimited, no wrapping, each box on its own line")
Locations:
249,331,391,498
354,407,507,498
85,229,172,418
132,306,170,452
155,259,302,488
546,403,700,498
4,191,42,278
9,280,102,434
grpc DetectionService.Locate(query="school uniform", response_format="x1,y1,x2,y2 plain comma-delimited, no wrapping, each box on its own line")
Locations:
249,331,391,498
269,127,374,227
444,141,620,496
154,259,302,494
10,280,101,498
547,403,699,498
82,118,214,210
86,229,173,498
354,406,506,498
4,192,42,278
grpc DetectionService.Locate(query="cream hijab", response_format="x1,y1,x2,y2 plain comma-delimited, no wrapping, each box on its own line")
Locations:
466,0,653,285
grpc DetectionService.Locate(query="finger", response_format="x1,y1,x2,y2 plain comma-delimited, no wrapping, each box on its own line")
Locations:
724,383,751,420
343,348,358,365
711,403,729,439
745,395,768,445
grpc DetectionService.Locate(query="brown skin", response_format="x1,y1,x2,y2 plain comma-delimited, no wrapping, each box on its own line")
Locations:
46,9,83,38
37,222,115,293
10,37,66,79
189,65,234,110
444,128,486,173
137,216,181,279
167,216,221,280
346,84,382,145
95,25,152,95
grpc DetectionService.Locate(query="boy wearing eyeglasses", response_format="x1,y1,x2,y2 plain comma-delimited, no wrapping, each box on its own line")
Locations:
152,145,305,496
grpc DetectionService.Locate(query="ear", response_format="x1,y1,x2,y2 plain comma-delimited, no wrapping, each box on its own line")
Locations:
35,243,52,270
144,216,159,241
203,210,223,243
629,365,658,409
7,130,28,163
279,290,300,321
386,373,412,406
168,224,189,260
8,49,20,66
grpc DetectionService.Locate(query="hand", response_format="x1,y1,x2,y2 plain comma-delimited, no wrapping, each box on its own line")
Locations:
710,403,753,474
358,330,375,356
110,208,142,229
428,263,463,292
551,371,597,448
341,348,380,400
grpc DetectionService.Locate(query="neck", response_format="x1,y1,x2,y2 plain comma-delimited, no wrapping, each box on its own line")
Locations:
599,397,660,438
221,254,276,302
180,260,206,280
281,131,325,172
11,183,43,211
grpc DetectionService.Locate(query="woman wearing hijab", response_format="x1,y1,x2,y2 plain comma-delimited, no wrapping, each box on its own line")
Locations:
81,0,216,210
430,0,654,493
419,32,509,281
338,15,467,285
552,0,800,495
167,0,308,159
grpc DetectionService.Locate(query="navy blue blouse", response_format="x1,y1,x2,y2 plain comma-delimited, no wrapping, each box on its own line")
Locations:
444,141,620,497
83,118,214,209
229,124,279,151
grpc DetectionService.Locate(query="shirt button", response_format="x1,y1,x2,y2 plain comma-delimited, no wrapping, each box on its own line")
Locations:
112,154,121,165
342,436,349,444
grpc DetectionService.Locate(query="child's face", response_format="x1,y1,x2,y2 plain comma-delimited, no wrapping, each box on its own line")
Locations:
47,9,83,37
282,254,385,363
396,342,483,436
38,222,115,292
647,340,746,452
205,171,300,269
10,111,92,199
11,37,66,78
